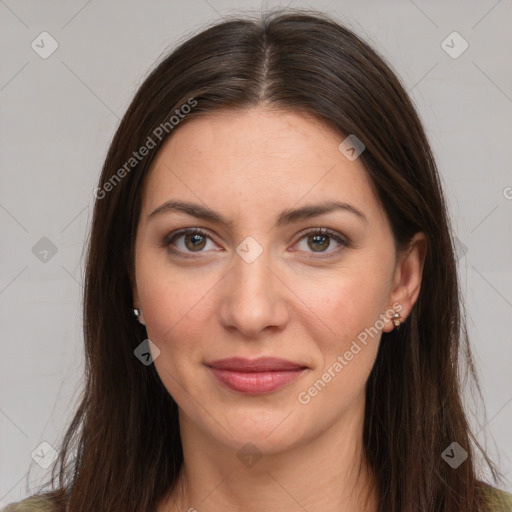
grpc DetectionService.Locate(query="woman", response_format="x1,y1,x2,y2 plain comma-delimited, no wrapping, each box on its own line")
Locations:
3,9,511,512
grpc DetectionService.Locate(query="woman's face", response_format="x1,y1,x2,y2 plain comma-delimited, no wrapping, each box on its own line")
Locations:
133,107,420,454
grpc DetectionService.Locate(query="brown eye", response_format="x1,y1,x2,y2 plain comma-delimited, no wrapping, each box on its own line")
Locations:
295,228,349,255
165,229,217,256
184,233,207,251
307,234,331,252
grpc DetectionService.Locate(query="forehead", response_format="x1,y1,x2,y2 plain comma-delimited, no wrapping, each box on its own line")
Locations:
140,107,382,225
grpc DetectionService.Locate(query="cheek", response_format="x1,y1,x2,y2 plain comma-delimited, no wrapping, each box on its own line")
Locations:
139,272,214,401
294,256,393,405
137,255,219,346
295,276,386,415
302,261,392,347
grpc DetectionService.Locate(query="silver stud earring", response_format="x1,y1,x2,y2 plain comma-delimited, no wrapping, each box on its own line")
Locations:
133,308,146,326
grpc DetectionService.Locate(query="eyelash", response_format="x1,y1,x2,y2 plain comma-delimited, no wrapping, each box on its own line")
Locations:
163,227,350,259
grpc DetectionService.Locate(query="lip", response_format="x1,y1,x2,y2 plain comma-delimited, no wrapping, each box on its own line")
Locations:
206,357,308,394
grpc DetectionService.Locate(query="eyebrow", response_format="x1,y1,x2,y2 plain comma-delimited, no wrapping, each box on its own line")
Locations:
148,199,368,227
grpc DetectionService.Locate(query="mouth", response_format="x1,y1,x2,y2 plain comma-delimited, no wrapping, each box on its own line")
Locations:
205,357,308,394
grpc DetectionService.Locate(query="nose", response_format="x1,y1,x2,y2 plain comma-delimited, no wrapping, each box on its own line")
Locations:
217,248,290,338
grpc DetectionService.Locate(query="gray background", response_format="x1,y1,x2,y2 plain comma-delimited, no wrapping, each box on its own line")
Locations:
1,0,511,505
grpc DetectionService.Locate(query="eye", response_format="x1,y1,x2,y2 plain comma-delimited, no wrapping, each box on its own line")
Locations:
164,227,349,258
294,228,349,255
164,228,218,256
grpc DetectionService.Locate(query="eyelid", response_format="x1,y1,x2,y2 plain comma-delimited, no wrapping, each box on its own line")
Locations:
295,227,348,242
292,227,350,256
164,226,350,257
164,227,219,255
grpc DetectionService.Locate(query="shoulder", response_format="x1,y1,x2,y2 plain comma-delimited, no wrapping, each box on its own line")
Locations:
1,495,57,512
480,482,512,511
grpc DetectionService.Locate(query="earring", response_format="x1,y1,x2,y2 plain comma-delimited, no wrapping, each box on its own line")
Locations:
133,308,146,326
392,312,401,330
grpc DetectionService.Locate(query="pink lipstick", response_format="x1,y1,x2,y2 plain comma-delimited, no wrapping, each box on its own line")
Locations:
206,357,307,394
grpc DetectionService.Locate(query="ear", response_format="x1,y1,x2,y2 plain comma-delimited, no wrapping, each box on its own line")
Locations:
382,232,427,333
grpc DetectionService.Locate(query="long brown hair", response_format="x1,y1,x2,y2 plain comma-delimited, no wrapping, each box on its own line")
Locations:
38,9,501,511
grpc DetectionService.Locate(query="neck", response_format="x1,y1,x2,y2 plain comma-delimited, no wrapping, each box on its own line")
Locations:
159,400,378,512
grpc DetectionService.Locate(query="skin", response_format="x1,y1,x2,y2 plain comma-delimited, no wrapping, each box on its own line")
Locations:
132,107,426,512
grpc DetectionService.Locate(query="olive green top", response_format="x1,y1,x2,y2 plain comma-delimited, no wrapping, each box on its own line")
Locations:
2,485,512,511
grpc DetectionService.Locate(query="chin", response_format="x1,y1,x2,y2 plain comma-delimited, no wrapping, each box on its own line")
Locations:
209,405,309,454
